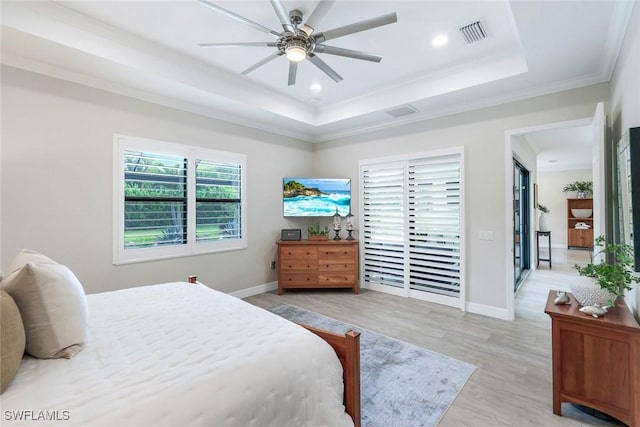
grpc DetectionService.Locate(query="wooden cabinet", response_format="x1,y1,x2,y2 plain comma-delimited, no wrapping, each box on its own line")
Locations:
568,228,593,248
277,240,358,294
567,198,593,248
544,291,640,426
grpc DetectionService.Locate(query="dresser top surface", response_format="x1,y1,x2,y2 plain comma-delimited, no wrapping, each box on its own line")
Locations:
544,290,640,331
277,240,358,246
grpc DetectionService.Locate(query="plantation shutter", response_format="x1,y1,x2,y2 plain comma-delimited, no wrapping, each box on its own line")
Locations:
195,160,242,242
408,156,462,297
360,149,464,308
123,151,187,249
361,164,406,288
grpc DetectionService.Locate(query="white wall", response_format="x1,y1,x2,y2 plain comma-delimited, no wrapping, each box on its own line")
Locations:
537,169,593,248
610,2,640,317
0,66,314,294
313,84,609,314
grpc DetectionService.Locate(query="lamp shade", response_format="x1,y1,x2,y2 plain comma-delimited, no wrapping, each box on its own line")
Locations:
285,45,306,62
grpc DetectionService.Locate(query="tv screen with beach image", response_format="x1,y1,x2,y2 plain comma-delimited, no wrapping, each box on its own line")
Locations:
283,178,351,217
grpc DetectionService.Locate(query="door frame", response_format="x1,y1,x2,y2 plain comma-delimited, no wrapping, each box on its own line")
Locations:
504,117,592,320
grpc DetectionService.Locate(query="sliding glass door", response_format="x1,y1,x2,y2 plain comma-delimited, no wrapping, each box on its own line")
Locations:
360,149,465,308
513,160,530,289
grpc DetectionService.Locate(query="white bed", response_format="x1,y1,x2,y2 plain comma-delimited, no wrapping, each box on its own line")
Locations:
1,282,355,427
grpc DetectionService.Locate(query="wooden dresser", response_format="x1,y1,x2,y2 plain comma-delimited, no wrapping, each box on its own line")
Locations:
544,291,640,426
276,240,359,294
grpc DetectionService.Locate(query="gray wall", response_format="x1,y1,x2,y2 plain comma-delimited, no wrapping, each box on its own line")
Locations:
1,66,313,294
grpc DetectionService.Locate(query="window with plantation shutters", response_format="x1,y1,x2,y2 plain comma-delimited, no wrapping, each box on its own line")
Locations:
114,135,247,264
360,149,464,308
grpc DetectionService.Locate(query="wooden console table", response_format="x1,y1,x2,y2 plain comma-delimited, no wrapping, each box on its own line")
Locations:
277,240,359,295
544,291,640,426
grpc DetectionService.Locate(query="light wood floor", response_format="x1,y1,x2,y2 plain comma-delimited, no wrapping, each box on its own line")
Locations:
245,249,623,426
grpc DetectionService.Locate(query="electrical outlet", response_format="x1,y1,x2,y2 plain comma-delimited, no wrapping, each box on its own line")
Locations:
271,261,276,270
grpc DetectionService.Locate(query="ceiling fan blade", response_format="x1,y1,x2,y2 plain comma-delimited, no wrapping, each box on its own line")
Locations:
199,42,278,48
194,0,281,38
270,0,294,32
301,0,335,36
314,45,382,62
288,61,298,86
241,52,283,75
308,54,343,83
313,12,397,43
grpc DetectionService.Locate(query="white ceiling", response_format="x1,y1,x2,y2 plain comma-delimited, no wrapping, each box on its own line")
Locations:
521,124,593,172
0,0,634,147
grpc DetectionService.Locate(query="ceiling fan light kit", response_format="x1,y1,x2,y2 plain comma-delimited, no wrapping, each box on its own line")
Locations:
195,0,397,86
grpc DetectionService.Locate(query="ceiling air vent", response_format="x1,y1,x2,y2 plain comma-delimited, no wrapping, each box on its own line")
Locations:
459,20,487,44
386,105,417,118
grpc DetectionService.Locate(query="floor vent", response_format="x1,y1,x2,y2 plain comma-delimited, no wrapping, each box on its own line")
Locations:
386,105,417,118
459,20,487,44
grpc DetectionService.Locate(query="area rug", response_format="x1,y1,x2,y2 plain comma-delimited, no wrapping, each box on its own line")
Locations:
268,304,476,427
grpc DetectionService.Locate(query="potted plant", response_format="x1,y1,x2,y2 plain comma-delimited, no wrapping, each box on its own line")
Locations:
562,180,593,198
537,204,550,231
307,223,329,240
572,235,638,308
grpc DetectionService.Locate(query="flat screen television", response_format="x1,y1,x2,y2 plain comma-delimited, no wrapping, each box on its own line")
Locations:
283,178,351,217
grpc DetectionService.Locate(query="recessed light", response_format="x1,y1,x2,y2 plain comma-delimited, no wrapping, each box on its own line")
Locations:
432,34,448,47
310,83,322,93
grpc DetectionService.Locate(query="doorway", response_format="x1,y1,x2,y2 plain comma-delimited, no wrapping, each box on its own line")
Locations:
504,102,606,320
513,160,530,290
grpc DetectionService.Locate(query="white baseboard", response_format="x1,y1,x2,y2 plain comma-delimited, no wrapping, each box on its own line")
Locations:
465,302,511,320
229,281,278,299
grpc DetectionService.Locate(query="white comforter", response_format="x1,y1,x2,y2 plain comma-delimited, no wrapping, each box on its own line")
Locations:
1,282,354,427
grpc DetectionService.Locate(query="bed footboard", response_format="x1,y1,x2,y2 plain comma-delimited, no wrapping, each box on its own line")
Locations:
301,324,361,427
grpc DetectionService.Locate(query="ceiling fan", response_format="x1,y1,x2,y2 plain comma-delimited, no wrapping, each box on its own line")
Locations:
194,0,397,86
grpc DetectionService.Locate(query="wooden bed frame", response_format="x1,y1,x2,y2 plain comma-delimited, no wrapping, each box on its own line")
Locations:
187,276,361,427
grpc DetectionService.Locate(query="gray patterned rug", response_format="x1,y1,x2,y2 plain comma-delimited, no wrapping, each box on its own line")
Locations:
269,304,476,427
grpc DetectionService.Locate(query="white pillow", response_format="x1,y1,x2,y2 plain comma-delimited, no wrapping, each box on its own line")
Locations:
1,263,88,359
6,249,58,275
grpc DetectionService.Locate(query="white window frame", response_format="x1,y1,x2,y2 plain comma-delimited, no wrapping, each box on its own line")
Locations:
359,147,465,309
113,134,247,265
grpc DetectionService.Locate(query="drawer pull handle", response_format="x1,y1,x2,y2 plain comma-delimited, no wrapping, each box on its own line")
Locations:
288,265,292,268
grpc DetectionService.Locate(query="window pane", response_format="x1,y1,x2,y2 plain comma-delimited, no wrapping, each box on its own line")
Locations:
124,201,187,248
124,151,187,249
196,159,242,243
196,160,241,199
196,202,241,242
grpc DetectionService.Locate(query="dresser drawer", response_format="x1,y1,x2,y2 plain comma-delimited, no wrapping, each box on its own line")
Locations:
279,246,317,270
280,272,318,286
318,261,355,272
318,246,357,260
318,274,356,285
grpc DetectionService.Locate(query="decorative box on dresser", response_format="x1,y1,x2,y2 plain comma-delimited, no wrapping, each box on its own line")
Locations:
567,198,594,249
277,240,359,294
544,291,640,426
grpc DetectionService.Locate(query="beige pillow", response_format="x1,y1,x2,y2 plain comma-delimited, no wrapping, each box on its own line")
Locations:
2,263,88,359
6,249,58,276
1,290,26,393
